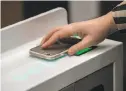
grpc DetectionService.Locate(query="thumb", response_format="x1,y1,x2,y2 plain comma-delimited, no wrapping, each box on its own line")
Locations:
68,36,93,55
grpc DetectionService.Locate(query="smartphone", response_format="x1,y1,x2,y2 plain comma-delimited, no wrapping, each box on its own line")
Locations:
29,37,96,60
29,37,81,60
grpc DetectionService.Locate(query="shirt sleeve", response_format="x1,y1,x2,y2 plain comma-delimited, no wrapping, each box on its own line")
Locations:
112,1,126,31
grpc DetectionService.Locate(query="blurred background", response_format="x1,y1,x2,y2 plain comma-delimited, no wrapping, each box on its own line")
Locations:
1,1,125,90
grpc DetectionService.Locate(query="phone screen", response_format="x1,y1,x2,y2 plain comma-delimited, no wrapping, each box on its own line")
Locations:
30,37,81,56
30,42,71,56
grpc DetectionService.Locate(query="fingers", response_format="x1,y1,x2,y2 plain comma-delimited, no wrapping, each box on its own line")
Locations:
68,36,93,55
41,27,62,45
42,32,60,48
42,28,74,48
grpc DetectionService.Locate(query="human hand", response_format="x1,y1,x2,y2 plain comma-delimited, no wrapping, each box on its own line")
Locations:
41,12,115,55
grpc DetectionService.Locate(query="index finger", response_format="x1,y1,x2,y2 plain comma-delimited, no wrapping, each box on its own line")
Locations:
41,27,62,45
42,28,74,48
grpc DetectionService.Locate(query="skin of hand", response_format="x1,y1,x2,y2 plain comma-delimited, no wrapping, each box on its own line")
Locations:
41,12,116,55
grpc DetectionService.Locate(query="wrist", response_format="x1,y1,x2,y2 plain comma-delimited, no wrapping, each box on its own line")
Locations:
104,12,118,34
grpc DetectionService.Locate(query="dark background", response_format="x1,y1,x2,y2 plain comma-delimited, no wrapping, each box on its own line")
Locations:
1,1,125,90
23,1,69,20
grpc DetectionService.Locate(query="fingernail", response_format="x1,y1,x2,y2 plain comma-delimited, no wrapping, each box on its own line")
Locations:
41,45,43,48
41,42,43,45
42,44,45,48
68,50,74,55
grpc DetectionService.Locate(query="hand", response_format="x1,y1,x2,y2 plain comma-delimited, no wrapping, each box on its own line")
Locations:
41,12,115,55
